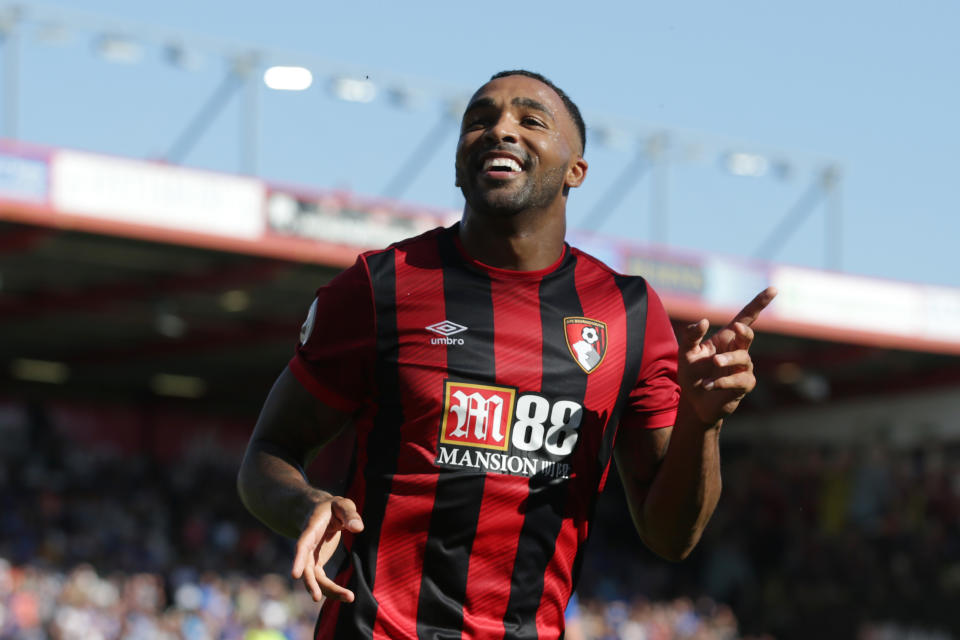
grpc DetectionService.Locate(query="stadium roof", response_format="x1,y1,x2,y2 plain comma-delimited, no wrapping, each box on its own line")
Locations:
2,141,958,414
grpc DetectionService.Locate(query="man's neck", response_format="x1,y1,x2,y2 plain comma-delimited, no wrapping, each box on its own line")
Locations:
458,207,566,271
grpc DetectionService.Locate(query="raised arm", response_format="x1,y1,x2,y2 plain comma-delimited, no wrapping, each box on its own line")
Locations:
237,366,363,602
616,287,776,561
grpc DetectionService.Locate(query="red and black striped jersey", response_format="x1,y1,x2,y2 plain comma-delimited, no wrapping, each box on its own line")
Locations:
290,225,679,640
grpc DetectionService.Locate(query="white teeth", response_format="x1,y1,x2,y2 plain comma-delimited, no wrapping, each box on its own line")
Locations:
483,157,522,172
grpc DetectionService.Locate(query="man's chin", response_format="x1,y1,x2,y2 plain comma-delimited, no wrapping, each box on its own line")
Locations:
469,192,528,216
461,181,522,213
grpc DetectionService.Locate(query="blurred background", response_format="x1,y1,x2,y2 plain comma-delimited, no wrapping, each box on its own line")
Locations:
1,1,959,638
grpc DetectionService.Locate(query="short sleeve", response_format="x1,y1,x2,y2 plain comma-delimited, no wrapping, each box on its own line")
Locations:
620,285,680,430
288,256,375,413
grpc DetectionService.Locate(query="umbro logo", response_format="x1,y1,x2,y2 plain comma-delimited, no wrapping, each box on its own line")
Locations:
426,320,467,345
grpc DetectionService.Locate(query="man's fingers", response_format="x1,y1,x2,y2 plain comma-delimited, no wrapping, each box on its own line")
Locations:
316,565,355,603
333,497,365,533
712,349,753,370
290,496,360,604
730,287,777,328
702,371,756,393
292,507,331,578
301,557,324,601
680,319,710,351
696,350,752,389
292,528,320,579
731,322,754,350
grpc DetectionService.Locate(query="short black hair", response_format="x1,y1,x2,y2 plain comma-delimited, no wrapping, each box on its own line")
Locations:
488,69,587,154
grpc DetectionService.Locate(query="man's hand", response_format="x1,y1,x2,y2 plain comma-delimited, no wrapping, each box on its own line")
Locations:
291,495,364,603
678,287,777,425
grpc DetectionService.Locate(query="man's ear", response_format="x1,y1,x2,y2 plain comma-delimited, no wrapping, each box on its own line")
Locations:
565,157,588,189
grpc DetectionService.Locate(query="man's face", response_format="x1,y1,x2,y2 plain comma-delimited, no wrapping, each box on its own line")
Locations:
455,75,586,216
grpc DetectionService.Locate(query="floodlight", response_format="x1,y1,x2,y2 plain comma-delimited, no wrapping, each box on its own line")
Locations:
329,76,376,103
723,151,769,177
264,66,313,91
94,33,143,64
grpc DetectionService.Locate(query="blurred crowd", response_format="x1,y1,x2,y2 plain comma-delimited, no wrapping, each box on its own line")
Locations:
579,440,960,639
1,400,959,639
0,560,317,640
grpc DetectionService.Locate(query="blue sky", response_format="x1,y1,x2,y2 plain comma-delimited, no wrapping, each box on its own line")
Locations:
8,0,957,287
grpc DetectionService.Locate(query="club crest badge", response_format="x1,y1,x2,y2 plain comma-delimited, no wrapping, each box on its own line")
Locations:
563,317,607,374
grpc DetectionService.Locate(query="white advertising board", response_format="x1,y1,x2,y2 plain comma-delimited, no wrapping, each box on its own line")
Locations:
772,266,928,338
51,150,265,240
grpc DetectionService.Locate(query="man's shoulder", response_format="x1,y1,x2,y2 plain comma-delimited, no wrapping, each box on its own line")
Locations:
360,225,448,258
569,244,646,283
568,244,664,310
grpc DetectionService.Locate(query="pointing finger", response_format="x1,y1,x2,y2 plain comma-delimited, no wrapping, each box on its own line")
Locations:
730,287,777,328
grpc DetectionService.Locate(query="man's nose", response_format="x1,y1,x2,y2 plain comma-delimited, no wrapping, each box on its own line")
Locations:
483,115,519,144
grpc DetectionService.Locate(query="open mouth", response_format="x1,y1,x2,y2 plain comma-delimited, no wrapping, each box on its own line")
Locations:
480,155,523,179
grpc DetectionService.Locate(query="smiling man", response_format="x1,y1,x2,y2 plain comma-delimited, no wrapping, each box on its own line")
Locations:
238,70,776,640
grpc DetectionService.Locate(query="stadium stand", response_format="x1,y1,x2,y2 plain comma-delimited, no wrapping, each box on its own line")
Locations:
2,397,959,638
3,143,960,639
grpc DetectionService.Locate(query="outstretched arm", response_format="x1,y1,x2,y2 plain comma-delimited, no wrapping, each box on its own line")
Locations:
237,366,364,602
616,287,776,561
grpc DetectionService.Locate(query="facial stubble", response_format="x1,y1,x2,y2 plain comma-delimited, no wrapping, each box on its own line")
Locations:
457,164,567,217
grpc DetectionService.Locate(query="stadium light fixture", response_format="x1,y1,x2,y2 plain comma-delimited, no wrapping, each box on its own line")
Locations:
10,358,69,384
164,43,205,72
329,76,376,103
93,33,143,64
722,151,770,178
263,65,313,91
150,373,206,398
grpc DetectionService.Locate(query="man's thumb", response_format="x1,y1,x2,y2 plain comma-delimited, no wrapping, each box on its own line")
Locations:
681,319,709,349
334,499,364,532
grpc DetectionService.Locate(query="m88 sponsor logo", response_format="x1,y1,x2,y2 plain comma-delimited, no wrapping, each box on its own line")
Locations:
435,380,583,479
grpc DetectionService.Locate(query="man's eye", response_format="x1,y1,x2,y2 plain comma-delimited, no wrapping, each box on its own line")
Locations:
523,117,545,127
